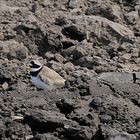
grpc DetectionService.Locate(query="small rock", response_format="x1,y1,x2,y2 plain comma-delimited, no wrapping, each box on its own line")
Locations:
93,56,105,66
47,61,62,72
79,88,90,96
24,110,77,133
25,135,33,140
100,114,112,123
11,115,24,122
106,42,118,58
56,99,75,115
66,16,134,44
0,123,6,139
54,53,66,63
121,53,131,60
5,121,31,138
125,11,139,24
68,107,99,128
73,46,87,59
64,125,93,140
136,117,140,128
33,133,59,140
0,32,4,40
38,0,52,7
7,50,17,60
89,96,103,109
62,46,76,57
67,0,87,10
86,3,122,21
75,56,93,69
111,4,122,21
45,52,54,60
0,40,28,60
73,41,95,59
46,29,63,51
109,132,139,140
15,47,28,61
1,82,9,90
63,62,75,72
131,48,139,58
135,58,140,67
62,25,86,42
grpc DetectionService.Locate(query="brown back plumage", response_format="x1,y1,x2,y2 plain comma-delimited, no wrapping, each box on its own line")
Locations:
38,66,66,87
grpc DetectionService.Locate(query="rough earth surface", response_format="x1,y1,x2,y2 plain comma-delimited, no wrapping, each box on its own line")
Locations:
0,0,140,140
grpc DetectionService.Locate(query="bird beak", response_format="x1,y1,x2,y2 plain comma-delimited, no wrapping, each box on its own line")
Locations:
29,64,32,67
28,61,34,68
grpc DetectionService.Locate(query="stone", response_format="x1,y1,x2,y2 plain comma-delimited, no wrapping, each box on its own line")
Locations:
14,24,47,56
109,132,139,140
1,82,9,90
62,45,76,57
131,48,139,58
86,2,122,21
25,135,33,140
68,107,99,128
100,114,112,123
47,60,62,72
5,121,31,138
75,56,93,69
90,96,103,109
45,28,63,51
24,110,78,132
0,40,28,60
63,62,75,72
121,53,131,60
93,56,105,66
7,50,17,60
24,109,95,139
111,4,122,21
56,98,75,115
38,0,52,7
135,58,140,67
33,133,59,140
62,25,86,42
125,11,139,25
45,52,54,60
64,15,134,44
0,32,4,40
66,0,87,10
54,53,66,63
72,41,95,59
0,123,6,139
15,47,28,61
73,45,87,59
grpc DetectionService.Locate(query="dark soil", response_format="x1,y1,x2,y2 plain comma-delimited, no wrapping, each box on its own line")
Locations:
0,0,140,140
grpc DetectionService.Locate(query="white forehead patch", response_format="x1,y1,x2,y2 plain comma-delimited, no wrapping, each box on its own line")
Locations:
31,60,42,66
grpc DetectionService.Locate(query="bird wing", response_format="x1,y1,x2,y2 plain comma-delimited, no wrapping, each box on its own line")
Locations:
39,66,65,87
38,74,50,84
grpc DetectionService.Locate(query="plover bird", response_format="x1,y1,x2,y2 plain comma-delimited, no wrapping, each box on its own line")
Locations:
29,60,65,91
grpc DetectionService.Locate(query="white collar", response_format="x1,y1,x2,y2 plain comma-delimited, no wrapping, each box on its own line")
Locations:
31,65,43,72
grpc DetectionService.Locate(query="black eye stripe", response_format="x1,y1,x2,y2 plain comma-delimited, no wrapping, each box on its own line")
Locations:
30,61,40,68
33,64,40,68
30,61,35,65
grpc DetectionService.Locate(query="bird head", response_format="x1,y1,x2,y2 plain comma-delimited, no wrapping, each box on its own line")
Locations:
29,60,43,72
